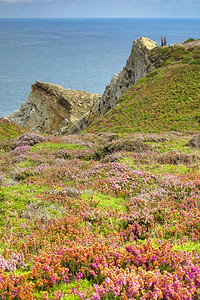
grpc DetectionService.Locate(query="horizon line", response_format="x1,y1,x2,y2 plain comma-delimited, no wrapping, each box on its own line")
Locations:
0,17,200,20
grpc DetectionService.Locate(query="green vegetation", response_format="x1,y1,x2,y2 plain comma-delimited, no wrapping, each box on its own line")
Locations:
0,118,25,140
88,45,200,134
0,42,199,299
173,241,200,256
82,191,127,212
183,38,195,44
0,184,49,225
31,142,89,152
0,124,199,299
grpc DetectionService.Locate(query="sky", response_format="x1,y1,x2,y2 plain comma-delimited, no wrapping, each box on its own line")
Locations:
0,0,200,18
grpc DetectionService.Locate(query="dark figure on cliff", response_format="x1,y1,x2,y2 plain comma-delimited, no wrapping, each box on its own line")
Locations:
164,37,167,46
161,37,164,46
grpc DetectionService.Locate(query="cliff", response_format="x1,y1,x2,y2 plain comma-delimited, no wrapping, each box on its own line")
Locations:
7,81,101,135
7,37,157,135
87,42,200,133
67,37,157,134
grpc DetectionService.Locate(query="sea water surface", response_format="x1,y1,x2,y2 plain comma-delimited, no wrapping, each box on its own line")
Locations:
0,18,200,117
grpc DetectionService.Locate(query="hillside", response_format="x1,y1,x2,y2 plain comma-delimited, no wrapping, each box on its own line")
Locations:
0,40,200,300
0,118,25,140
0,122,200,299
87,44,200,133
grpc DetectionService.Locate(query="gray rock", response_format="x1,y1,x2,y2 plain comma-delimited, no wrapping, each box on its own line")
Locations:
7,81,101,135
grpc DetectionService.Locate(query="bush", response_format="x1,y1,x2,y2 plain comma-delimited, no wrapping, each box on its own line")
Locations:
183,38,195,44
94,138,151,160
156,152,198,164
14,132,46,149
0,252,25,272
13,145,31,154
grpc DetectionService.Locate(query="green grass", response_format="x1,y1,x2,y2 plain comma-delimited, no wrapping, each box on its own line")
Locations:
0,184,52,225
173,241,200,256
0,118,25,140
17,161,35,168
33,279,93,300
147,164,192,175
145,138,192,154
31,142,89,152
118,152,195,175
81,191,127,212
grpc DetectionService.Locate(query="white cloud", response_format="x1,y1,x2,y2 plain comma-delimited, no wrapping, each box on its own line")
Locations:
0,0,32,2
0,0,80,2
1,0,199,3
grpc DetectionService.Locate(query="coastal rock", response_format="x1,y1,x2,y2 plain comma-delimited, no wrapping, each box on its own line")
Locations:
68,37,157,134
187,134,200,149
7,81,101,134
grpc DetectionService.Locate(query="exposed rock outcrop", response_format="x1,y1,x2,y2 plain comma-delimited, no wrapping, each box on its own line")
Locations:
7,81,101,134
67,37,157,134
187,134,200,149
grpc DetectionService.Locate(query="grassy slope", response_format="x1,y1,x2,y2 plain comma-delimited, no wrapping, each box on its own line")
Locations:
0,130,199,299
87,45,200,133
0,118,25,140
0,44,200,299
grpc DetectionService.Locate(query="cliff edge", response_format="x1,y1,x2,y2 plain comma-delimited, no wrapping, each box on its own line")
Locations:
67,37,157,134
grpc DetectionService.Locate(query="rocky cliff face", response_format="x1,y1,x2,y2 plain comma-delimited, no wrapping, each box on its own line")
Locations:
67,37,157,134
7,81,101,134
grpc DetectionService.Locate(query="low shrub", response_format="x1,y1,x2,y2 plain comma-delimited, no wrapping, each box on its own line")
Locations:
14,132,46,149
183,38,195,44
94,138,151,160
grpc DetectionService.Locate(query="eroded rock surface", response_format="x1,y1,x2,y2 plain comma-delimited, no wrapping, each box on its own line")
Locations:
68,37,157,134
187,134,200,149
7,81,101,134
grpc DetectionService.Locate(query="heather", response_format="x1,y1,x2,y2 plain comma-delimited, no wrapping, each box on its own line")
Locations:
0,125,199,300
0,119,25,141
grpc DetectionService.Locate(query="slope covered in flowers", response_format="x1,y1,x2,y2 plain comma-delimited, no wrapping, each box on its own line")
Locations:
0,118,25,141
0,126,199,299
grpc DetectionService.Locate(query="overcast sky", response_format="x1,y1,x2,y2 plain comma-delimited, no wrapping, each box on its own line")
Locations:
0,0,200,18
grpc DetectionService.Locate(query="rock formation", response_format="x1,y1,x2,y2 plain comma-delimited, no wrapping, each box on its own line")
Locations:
67,37,157,134
7,81,101,134
187,134,200,149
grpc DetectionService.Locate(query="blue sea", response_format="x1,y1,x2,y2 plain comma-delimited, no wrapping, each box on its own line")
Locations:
0,18,200,117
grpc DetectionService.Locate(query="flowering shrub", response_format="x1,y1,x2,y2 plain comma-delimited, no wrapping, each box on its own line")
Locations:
74,162,158,198
14,132,46,148
13,145,31,153
0,131,199,299
0,252,25,272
